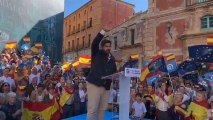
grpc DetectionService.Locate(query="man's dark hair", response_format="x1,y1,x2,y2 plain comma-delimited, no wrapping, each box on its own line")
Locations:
101,39,111,47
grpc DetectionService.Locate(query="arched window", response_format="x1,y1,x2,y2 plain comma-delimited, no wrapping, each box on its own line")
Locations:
201,15,213,29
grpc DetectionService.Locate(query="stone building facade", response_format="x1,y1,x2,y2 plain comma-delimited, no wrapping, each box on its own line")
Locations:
106,0,213,64
62,0,134,62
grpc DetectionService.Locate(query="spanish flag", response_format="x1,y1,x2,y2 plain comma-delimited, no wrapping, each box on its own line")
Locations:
207,36,213,45
72,61,80,68
30,46,39,54
79,55,91,65
22,98,60,120
130,54,139,60
59,88,74,107
139,65,150,82
165,54,175,61
23,37,30,43
184,101,209,120
61,62,71,70
5,42,17,49
35,43,42,49
24,53,33,59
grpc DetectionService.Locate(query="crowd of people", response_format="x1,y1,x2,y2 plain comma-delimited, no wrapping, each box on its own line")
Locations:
125,77,213,120
0,48,89,120
0,47,213,120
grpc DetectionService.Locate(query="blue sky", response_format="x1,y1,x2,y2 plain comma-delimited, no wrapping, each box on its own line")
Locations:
64,0,148,17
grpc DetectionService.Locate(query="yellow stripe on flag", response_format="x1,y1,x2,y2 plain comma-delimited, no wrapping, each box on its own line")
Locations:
59,89,72,107
5,42,17,49
72,61,80,68
79,56,91,65
207,36,213,45
62,63,71,70
130,54,139,60
30,46,39,53
166,54,175,61
139,66,150,82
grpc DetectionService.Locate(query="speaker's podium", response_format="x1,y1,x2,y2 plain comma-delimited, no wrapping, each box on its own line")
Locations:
102,68,141,120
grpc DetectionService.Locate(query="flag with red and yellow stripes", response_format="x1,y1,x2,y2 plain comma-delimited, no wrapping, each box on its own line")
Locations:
5,42,17,49
79,55,91,65
165,54,175,61
139,65,150,83
35,43,42,49
61,62,72,71
22,98,60,120
30,46,39,54
59,88,74,107
207,36,213,45
185,101,209,120
23,37,30,43
130,54,139,60
72,61,80,68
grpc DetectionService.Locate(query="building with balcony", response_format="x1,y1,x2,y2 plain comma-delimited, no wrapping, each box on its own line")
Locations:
63,0,134,61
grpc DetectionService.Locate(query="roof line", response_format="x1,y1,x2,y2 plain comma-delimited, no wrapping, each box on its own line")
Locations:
117,0,135,7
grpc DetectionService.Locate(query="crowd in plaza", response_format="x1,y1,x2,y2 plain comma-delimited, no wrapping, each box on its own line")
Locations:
0,40,213,120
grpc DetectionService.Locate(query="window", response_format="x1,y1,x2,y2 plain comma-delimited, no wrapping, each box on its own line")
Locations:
201,16,213,29
84,10,87,15
90,6,92,11
74,16,75,21
72,40,74,50
73,26,75,33
82,36,85,48
68,41,71,51
77,38,79,50
89,18,93,27
88,34,91,47
78,24,80,32
131,29,135,45
79,14,80,18
114,37,117,50
83,21,86,29
68,25,71,35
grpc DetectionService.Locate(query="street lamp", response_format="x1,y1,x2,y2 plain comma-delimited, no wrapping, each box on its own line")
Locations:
166,21,173,39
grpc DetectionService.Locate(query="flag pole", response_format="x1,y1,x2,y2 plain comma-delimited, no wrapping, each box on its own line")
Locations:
168,73,175,94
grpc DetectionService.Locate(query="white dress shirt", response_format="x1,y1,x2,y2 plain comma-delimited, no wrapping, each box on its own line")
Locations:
156,93,169,111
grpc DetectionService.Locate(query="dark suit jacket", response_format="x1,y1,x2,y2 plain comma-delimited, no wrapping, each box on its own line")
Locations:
86,33,117,90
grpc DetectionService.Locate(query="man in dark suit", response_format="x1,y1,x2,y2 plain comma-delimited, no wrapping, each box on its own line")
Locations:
86,30,117,120
25,77,37,99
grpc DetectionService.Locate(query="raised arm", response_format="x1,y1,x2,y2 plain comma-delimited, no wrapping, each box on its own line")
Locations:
91,30,105,57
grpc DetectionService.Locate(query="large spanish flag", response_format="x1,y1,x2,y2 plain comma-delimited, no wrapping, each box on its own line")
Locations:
79,55,91,65
139,65,150,82
5,42,17,49
59,88,74,107
22,98,60,120
130,54,139,60
184,101,209,120
207,36,213,45
165,54,175,61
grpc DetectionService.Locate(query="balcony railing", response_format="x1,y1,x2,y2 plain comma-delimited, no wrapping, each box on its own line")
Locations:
186,0,213,8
